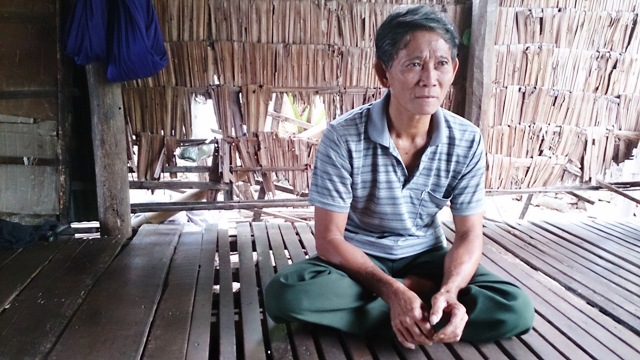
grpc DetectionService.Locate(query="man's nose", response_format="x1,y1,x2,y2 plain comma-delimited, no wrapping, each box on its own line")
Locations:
419,66,437,86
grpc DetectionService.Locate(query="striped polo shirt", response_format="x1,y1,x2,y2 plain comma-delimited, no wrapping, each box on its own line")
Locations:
309,92,486,259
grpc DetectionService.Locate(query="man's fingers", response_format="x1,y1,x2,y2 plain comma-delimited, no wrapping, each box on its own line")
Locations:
429,296,446,325
433,303,468,343
393,325,416,349
393,319,434,348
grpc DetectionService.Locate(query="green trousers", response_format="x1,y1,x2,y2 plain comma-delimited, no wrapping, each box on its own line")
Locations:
264,246,534,343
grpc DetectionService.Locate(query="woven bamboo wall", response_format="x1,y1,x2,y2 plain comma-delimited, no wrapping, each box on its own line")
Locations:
487,0,640,190
124,0,471,137
122,0,473,194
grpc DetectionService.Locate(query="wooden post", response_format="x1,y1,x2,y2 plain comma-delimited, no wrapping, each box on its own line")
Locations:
86,63,132,239
519,193,534,219
465,0,497,131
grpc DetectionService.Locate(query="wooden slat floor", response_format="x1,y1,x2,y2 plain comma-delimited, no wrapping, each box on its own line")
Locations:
0,218,638,359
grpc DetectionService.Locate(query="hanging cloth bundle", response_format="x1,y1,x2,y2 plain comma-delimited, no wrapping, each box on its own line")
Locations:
63,0,108,65
64,0,168,82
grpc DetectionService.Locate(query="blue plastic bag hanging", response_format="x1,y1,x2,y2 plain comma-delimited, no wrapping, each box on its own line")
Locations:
63,0,109,65
106,0,168,82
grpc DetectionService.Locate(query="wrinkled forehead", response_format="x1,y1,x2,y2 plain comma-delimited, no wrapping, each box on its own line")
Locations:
394,30,454,60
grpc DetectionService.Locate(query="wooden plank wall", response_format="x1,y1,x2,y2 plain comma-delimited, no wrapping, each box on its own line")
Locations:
485,1,640,189
0,1,64,222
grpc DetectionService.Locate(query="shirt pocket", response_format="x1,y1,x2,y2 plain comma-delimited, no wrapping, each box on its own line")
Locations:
414,190,451,227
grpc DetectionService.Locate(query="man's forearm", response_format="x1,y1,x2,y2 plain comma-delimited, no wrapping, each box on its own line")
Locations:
440,233,483,294
317,236,404,301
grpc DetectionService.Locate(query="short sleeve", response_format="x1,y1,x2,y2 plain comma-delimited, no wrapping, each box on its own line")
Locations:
450,133,486,216
308,124,353,213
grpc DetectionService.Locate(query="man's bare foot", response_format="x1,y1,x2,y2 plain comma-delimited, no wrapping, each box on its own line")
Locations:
404,275,438,295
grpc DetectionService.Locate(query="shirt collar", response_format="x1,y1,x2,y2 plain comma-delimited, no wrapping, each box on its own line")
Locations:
367,91,446,147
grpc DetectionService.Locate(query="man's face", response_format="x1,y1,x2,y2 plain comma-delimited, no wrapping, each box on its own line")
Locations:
378,30,459,118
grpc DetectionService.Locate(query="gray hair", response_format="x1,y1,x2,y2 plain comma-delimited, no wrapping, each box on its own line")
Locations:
375,5,459,69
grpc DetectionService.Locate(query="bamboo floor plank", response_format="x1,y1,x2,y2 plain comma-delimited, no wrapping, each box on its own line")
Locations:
312,326,348,360
341,332,374,359
538,220,640,267
294,222,316,255
237,223,266,359
506,220,640,290
217,227,236,359
279,222,306,262
421,342,458,360
0,237,123,359
442,223,592,359
447,342,485,360
528,220,640,277
487,221,640,339
142,231,204,360
396,343,432,360
483,222,640,332
267,223,319,360
500,220,640,305
367,335,400,359
252,222,294,360
478,341,510,360
3,218,636,359
495,337,536,359
568,220,640,254
186,225,217,360
589,220,640,246
621,219,640,236
448,222,640,359
49,224,182,359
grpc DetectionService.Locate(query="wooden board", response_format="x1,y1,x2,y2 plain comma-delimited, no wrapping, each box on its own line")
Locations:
483,222,640,332
252,222,294,359
266,223,319,360
3,218,640,360
48,224,182,359
0,237,123,359
0,239,65,310
217,227,236,359
0,165,59,214
142,231,203,360
186,225,217,360
442,221,640,359
237,222,266,359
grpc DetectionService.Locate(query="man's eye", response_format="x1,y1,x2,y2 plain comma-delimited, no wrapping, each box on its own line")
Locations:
409,62,422,68
437,61,449,67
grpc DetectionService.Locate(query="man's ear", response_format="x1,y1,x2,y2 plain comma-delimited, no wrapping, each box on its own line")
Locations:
374,60,389,88
452,58,460,78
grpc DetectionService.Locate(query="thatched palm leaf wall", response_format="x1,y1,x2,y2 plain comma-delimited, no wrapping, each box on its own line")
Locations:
487,0,640,190
122,0,472,195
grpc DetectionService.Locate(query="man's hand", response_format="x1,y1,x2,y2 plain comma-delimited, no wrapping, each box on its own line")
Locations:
388,287,434,349
429,289,468,343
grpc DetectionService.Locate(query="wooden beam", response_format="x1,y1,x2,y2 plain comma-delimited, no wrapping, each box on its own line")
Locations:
0,156,58,166
129,181,228,190
267,110,313,129
595,180,640,205
130,198,310,213
519,194,534,220
485,182,640,196
57,0,74,224
162,166,211,173
465,0,497,129
231,165,309,172
0,89,58,100
566,191,596,205
86,63,131,239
